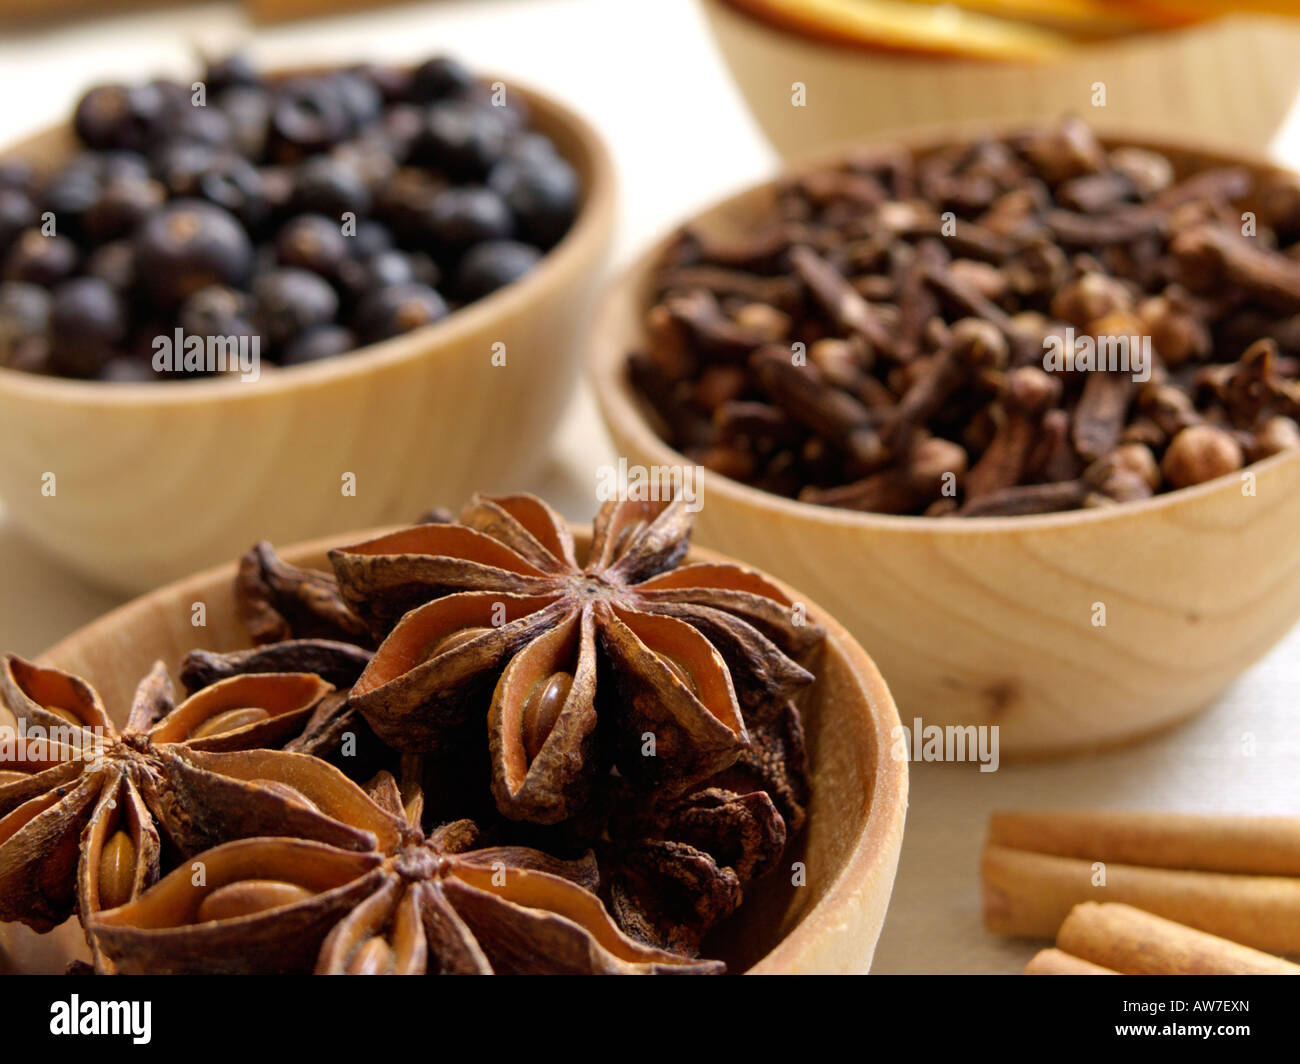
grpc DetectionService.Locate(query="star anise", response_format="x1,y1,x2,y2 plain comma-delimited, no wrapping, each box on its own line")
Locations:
0,655,378,936
328,493,824,824
236,541,373,648
603,698,811,955
87,770,723,974
179,638,386,772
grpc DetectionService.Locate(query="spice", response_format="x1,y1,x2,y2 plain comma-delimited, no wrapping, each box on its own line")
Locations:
2,492,818,973
982,808,1300,954
329,493,822,824
88,769,720,975
0,54,580,380
627,119,1300,515
0,656,360,936
1026,902,1300,976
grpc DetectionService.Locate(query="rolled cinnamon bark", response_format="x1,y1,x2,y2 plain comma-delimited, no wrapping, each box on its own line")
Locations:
1024,948,1118,975
982,844,1300,953
1057,903,1300,975
988,810,1300,876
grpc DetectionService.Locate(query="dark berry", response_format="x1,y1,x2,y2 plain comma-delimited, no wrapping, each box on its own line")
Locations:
84,176,165,242
350,219,394,257
373,167,442,240
204,53,261,94
503,130,559,167
0,187,37,250
258,166,295,215
291,155,371,219
169,102,234,149
252,267,339,346
332,135,397,189
331,71,383,129
354,63,412,103
275,213,350,277
338,249,417,299
42,162,101,236
355,282,447,342
152,141,219,196
133,199,253,306
177,284,253,339
0,161,35,194
73,83,170,152
49,276,127,376
411,56,477,101
271,78,352,158
380,104,424,164
0,281,51,371
97,151,151,183
281,323,356,364
455,239,541,301
489,153,579,247
217,86,271,160
195,155,268,230
85,240,137,292
419,100,508,181
3,231,78,286
426,186,513,253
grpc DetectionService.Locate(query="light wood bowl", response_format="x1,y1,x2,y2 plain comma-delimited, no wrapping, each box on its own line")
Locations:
0,527,907,975
588,128,1300,759
0,78,616,596
702,0,1300,159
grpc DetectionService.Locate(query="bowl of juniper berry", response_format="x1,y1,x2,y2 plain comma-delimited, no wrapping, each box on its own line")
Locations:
0,55,615,594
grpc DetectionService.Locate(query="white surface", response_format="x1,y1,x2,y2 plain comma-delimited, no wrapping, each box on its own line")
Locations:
1,0,1298,975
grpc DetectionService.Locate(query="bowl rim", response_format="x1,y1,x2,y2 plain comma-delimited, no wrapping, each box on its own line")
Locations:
35,521,908,975
0,71,617,407
588,121,1300,536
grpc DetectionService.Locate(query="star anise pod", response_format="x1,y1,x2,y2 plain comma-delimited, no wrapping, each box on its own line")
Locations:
0,655,378,935
87,770,723,974
328,493,824,823
602,699,811,955
236,541,373,648
179,638,386,772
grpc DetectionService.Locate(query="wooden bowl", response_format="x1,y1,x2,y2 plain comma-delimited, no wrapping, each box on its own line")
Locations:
702,0,1300,159
0,79,616,596
0,527,907,975
588,128,1300,759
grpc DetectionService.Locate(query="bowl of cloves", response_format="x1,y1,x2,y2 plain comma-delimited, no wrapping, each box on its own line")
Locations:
0,494,907,975
0,54,615,595
589,117,1300,758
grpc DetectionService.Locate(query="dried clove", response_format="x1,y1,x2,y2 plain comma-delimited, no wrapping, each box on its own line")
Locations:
626,120,1300,517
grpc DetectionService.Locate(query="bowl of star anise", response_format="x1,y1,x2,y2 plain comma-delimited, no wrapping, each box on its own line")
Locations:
589,117,1300,759
0,494,906,975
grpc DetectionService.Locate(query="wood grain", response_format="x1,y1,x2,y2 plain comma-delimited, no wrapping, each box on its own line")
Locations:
0,76,616,596
0,527,907,974
587,128,1300,758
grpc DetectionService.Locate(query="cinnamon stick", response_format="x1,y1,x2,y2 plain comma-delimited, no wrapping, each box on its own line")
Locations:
982,844,1300,954
1023,947,1117,975
989,809,1300,876
1055,903,1300,975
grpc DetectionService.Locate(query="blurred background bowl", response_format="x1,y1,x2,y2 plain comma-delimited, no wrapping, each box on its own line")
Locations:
0,525,907,975
702,0,1300,159
0,76,615,596
588,127,1300,759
